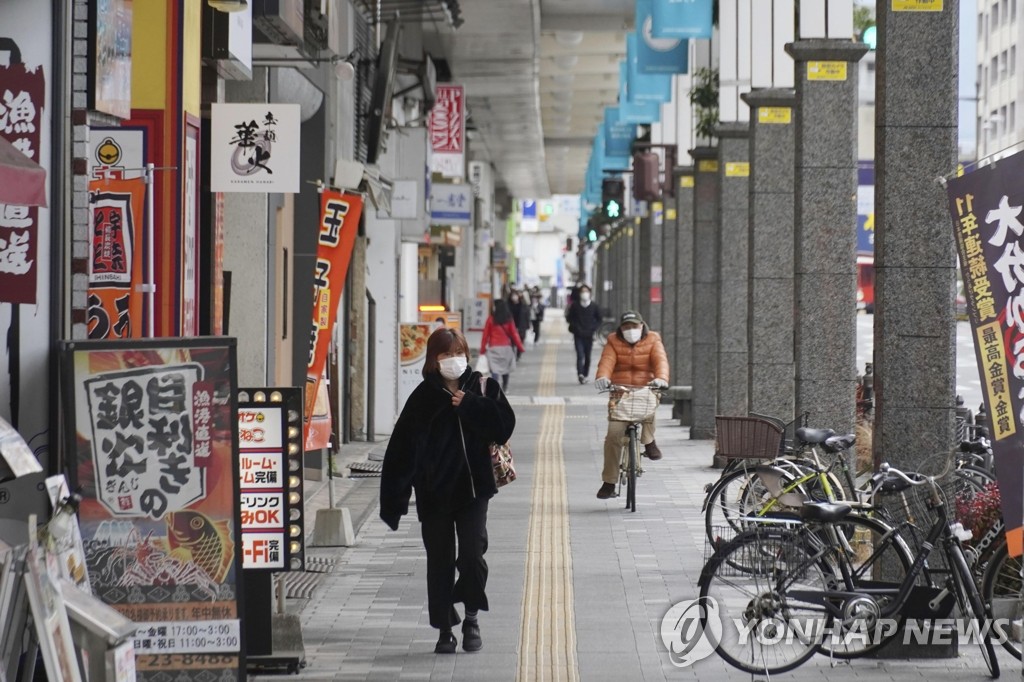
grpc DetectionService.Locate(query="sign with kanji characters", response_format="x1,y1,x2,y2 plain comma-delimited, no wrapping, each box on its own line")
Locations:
210,103,300,193
428,85,465,179
87,176,146,339
0,61,46,303
429,183,473,225
946,150,1024,558
305,191,363,449
60,338,243,680
237,388,304,572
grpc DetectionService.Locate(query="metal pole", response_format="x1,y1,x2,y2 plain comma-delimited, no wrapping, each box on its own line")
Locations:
145,163,156,337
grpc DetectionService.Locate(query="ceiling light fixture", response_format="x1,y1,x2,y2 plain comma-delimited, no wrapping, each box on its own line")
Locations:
208,0,248,12
555,31,584,47
554,54,578,70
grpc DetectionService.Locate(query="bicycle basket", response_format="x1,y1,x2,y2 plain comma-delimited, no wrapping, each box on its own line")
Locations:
608,388,659,422
715,416,784,459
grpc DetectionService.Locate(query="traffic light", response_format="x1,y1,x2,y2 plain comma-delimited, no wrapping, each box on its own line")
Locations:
602,177,625,220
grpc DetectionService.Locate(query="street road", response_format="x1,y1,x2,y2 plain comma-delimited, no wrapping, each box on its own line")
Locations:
856,314,984,417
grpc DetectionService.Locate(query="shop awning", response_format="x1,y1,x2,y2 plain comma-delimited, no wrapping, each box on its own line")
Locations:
0,135,46,208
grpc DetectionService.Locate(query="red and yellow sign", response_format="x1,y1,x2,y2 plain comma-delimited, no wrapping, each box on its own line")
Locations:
304,190,363,449
87,176,146,339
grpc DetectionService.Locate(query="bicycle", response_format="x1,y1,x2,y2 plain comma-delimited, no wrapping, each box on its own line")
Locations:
699,462,1000,677
599,383,664,512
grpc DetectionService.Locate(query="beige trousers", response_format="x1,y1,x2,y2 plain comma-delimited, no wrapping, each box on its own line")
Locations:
602,418,656,484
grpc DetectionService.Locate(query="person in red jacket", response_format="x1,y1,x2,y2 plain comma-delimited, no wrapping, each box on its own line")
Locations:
480,299,526,391
593,311,670,499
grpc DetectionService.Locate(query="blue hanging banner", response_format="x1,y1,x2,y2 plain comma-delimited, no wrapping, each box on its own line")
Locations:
634,0,690,74
626,34,673,103
604,108,635,159
651,0,713,40
617,62,662,124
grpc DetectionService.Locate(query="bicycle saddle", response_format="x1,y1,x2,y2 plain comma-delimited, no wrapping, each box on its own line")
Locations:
800,501,852,523
796,427,836,444
822,434,856,453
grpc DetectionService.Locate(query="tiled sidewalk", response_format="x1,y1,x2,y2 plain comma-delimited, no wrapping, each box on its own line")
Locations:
252,322,1013,681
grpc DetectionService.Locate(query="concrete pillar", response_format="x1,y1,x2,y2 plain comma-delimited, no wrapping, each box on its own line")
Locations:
716,124,750,418
691,146,721,440
673,168,696,388
638,212,653,324
661,196,679,381
639,203,665,332
743,89,797,422
874,3,959,468
787,41,867,433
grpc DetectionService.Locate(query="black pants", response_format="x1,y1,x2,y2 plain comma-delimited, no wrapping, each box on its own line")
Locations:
574,334,594,378
419,497,489,629
531,320,542,342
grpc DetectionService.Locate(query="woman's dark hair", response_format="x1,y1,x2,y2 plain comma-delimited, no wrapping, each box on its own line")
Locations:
492,299,512,325
422,327,470,377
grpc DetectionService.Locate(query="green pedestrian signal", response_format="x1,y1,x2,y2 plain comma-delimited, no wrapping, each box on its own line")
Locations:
588,229,598,241
606,199,620,218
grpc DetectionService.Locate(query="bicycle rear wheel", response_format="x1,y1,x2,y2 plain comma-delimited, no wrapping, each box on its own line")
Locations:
948,540,1000,678
981,539,1022,660
699,528,830,675
626,427,637,512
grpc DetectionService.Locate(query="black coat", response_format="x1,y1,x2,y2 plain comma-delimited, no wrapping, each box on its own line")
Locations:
379,368,516,530
565,300,603,338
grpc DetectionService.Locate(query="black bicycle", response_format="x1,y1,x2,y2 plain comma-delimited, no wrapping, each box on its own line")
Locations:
599,383,663,512
699,462,1000,677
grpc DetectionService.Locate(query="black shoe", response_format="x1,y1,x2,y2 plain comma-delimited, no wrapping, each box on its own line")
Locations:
462,622,482,652
597,482,617,499
644,441,663,461
435,631,457,654
578,374,585,384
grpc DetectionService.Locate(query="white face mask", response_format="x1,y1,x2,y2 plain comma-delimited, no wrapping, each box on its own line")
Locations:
438,356,468,380
622,328,642,344
580,293,591,305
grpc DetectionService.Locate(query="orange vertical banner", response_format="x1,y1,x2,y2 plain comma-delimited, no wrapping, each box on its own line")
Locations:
87,176,147,339
305,189,363,449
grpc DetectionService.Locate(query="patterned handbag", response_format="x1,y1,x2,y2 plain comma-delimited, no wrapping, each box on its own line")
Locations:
480,377,516,487
490,442,516,487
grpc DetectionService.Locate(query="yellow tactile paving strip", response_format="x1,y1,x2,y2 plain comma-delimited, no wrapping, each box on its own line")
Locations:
516,341,579,682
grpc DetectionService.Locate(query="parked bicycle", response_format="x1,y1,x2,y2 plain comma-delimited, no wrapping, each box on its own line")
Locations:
599,383,664,512
699,462,1000,677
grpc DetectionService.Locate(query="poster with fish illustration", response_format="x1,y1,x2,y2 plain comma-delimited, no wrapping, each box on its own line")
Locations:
59,338,244,681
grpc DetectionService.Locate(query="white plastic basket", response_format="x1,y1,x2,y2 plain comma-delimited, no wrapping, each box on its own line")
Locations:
608,388,659,422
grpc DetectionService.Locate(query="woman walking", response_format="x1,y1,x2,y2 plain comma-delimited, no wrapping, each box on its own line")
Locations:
380,327,516,653
480,299,525,390
507,289,531,352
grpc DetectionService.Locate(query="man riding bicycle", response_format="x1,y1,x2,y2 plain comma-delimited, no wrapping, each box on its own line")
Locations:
593,311,670,499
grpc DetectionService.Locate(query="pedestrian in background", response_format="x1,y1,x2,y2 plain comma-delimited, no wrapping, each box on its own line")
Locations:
565,283,603,384
480,299,525,391
529,286,545,343
507,289,531,352
380,327,516,654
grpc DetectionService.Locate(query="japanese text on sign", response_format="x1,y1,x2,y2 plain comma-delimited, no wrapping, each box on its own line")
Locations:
977,322,1016,440
242,532,284,569
807,61,848,81
84,365,206,519
953,193,998,321
134,620,240,654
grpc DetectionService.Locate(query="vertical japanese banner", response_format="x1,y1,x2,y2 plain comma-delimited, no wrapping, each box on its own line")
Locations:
87,176,146,339
0,61,46,303
946,150,1024,557
428,85,465,180
305,190,363,449
60,338,243,680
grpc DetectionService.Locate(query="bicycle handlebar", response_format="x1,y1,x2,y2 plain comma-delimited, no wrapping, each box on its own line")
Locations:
597,383,667,393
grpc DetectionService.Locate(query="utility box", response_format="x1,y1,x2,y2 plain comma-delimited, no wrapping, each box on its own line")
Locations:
633,152,660,202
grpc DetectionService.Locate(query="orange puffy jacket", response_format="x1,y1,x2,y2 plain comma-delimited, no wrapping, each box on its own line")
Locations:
596,327,670,387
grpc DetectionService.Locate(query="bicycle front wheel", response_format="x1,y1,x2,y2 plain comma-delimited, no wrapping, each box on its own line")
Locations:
981,539,1022,660
948,540,1000,678
699,528,830,675
626,427,638,512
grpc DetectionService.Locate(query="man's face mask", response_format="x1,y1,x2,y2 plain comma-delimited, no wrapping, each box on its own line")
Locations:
622,327,642,344
580,292,591,304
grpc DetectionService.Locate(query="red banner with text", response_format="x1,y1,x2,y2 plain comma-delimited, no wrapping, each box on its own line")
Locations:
87,176,146,339
304,190,362,449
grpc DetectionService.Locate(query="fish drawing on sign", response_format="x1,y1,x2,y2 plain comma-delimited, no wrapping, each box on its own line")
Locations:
165,510,235,583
